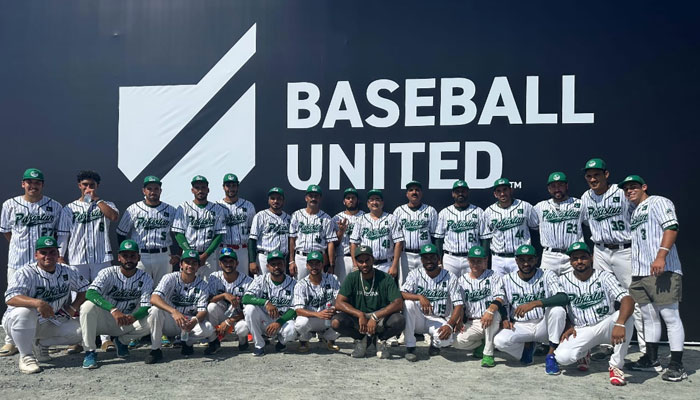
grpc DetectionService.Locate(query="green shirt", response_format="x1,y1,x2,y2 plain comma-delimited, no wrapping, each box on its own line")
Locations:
338,270,401,313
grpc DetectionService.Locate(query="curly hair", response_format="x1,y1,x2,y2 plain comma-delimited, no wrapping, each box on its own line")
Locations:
76,170,101,184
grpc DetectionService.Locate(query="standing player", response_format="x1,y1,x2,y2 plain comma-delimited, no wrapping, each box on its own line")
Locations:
2,237,88,374
621,175,687,381
401,244,463,362
532,172,584,275
393,181,438,284
79,240,153,369
116,175,178,286
1,168,63,357
289,185,337,280
349,189,405,278
217,173,255,276
293,251,341,353
332,188,364,283
435,180,485,278
483,178,537,275
247,187,291,275
172,175,226,279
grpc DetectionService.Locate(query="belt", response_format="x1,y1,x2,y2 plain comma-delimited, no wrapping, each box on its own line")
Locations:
443,250,469,257
404,248,421,254
296,250,311,256
223,244,247,250
544,247,567,254
374,259,388,264
595,243,631,250
344,253,351,257
494,252,514,258
141,247,168,254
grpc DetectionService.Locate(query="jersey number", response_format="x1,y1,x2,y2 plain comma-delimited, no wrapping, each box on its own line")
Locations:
381,239,390,248
160,231,167,241
437,304,446,315
40,227,55,236
640,228,646,240
595,305,609,317
98,222,105,232
514,230,524,239
566,223,578,234
207,230,213,240
468,233,476,243
611,221,625,231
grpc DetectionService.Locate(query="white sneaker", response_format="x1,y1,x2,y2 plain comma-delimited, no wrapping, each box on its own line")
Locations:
376,339,390,359
19,355,42,374
351,337,367,358
386,336,398,347
33,341,51,362
0,343,18,357
424,334,431,344
396,333,405,346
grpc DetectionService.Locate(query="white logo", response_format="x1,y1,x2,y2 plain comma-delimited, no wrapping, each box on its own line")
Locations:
474,249,482,255
44,239,54,246
588,161,596,167
573,243,581,249
125,242,133,249
553,175,561,181
30,171,39,178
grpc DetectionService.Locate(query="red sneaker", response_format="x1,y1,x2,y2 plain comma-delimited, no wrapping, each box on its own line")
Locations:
577,350,591,371
609,366,626,386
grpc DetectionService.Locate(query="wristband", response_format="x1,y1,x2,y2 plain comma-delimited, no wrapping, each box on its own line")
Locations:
289,261,296,265
264,300,271,307
96,199,105,205
110,308,118,314
445,324,454,332
371,313,379,322
659,247,670,252
485,310,495,315
614,323,626,328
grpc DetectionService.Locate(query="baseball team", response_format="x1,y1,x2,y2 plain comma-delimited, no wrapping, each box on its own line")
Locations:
0,158,686,387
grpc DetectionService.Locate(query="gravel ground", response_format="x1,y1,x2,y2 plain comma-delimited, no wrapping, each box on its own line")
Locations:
0,330,697,400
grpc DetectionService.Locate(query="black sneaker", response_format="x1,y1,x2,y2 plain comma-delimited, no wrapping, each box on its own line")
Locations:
626,355,662,372
144,349,163,364
405,347,417,362
203,339,221,355
181,343,194,356
275,341,286,352
238,341,249,351
662,362,688,382
428,345,441,356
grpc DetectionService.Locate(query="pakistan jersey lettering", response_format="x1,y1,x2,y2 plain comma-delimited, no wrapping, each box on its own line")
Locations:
89,266,153,314
207,270,253,309
1,196,63,270
501,269,562,322
629,195,682,276
153,272,208,316
58,200,119,264
245,274,296,313
349,212,405,260
434,204,485,254
559,269,628,327
292,273,340,312
532,197,584,249
458,270,505,319
393,203,438,250
581,184,633,244
5,263,89,316
172,201,226,252
217,198,255,245
332,210,365,256
116,201,176,250
289,209,337,252
401,268,463,318
249,209,291,254
482,199,537,254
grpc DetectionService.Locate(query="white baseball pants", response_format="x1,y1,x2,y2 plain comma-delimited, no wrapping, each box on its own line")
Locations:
137,252,172,287
206,302,249,342
148,308,215,350
72,261,112,282
2,307,81,357
243,305,297,349
455,314,502,356
491,255,518,276
399,252,423,285
403,301,454,348
539,250,572,276
494,307,566,359
4,268,19,346
79,302,150,351
294,316,340,341
442,253,470,278
294,253,309,281
333,254,355,284
374,260,393,274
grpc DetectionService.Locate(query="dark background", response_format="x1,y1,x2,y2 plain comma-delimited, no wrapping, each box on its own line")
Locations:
1,1,698,339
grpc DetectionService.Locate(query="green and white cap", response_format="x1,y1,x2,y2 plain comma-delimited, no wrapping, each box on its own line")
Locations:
566,242,591,255
119,239,140,253
367,189,383,199
419,244,438,255
343,187,359,197
191,175,208,184
452,180,469,190
515,244,537,256
143,176,161,186
181,249,200,261
306,184,322,195
619,175,646,187
354,245,374,257
468,246,487,258
583,158,606,171
23,168,44,181
406,180,422,189
547,172,567,184
268,187,284,197
35,236,57,249
223,173,239,183
219,247,238,260
493,178,510,188
307,250,323,262
266,250,285,261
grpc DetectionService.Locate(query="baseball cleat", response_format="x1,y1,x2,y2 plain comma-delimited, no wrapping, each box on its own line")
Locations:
66,344,83,354
19,355,42,374
386,336,399,348
181,343,194,356
472,342,485,359
0,343,18,357
545,354,560,375
253,347,265,357
592,345,614,361
626,355,662,372
114,338,129,358
238,341,250,351
609,366,626,386
481,355,495,368
144,349,163,364
297,341,310,353
101,340,116,352
127,339,140,349
326,341,340,352
82,351,98,369
405,347,417,362
274,341,287,352
662,362,688,382
351,337,367,358
577,351,591,371
33,341,51,362
428,345,441,357
520,343,535,365
160,335,172,348
204,338,221,355
376,339,390,359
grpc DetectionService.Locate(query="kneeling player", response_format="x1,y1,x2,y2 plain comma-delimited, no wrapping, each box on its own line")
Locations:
401,244,463,361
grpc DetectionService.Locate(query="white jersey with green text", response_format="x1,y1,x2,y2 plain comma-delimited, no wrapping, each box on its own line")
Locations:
532,197,584,249
458,270,505,319
292,273,340,312
172,201,226,252
332,210,365,256
249,209,291,254
559,269,628,327
59,200,119,264
89,266,153,314
245,274,296,313
501,269,562,322
349,212,405,261
629,195,682,276
482,199,537,254
207,270,253,309
116,201,176,250
401,268,463,318
393,204,438,251
218,198,255,246
581,184,633,244
152,272,209,316
289,209,337,252
434,204,485,254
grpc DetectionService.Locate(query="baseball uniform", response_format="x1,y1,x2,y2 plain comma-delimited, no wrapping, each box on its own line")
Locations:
455,270,505,357
483,199,537,275
172,201,226,278
349,212,405,273
218,198,256,276
243,273,297,350
332,210,365,283
289,209,337,281
292,272,340,342
532,197,584,275
206,270,253,343
393,204,438,284
435,204,485,278
249,210,291,273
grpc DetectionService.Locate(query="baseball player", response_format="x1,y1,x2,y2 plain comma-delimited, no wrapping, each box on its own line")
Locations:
393,181,438,284
247,187,291,276
289,185,337,281
116,175,178,286
172,175,226,279
621,175,687,382
454,245,506,368
547,242,635,386
292,250,341,353
482,178,537,275
2,236,88,374
79,239,153,369
145,249,217,364
532,172,584,275
242,250,297,356
1,168,63,357
206,247,253,351
349,189,405,278
332,188,365,283
493,245,566,374
217,173,255,276
401,244,463,362
435,180,485,278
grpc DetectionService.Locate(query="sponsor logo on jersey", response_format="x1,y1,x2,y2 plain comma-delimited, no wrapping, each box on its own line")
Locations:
224,212,248,226
72,209,104,224
361,227,389,240
446,219,479,233
35,284,70,303
401,219,427,232
587,206,622,221
415,285,448,302
567,291,605,310
106,286,144,302
630,212,649,231
187,215,216,229
135,216,171,230
299,221,322,234
542,209,581,223
491,216,525,232
13,213,55,227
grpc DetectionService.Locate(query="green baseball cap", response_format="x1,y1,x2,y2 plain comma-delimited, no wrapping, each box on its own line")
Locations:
547,172,567,184
354,245,374,257
306,184,322,195
143,176,161,187
566,242,591,255
468,246,487,258
583,158,606,171
405,180,422,189
453,180,469,190
307,250,323,262
223,173,239,184
619,175,646,187
181,249,200,261
493,178,510,189
23,168,44,181
191,175,208,184
419,244,438,255
35,236,57,249
119,239,140,253
268,187,285,197
343,187,359,197
219,247,238,260
515,244,537,256
367,189,383,199
266,250,285,261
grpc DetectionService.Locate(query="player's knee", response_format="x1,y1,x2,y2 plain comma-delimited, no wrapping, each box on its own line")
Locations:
554,347,577,366
243,304,257,318
330,316,341,330
493,331,509,348
235,320,249,336
206,303,218,315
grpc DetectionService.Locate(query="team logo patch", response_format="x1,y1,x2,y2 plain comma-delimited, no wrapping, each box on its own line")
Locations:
553,174,561,181
164,212,169,217
574,203,580,208
666,208,673,214
473,248,482,255
46,206,52,212
572,243,581,250
518,209,524,214
588,161,596,167
62,274,68,281
44,238,55,246
124,242,133,249
30,171,39,178
613,197,620,203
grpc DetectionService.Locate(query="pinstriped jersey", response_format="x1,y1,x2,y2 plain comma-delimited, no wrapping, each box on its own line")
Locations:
289,209,337,252
116,201,176,250
332,210,365,256
89,266,153,314
559,269,628,327
207,270,253,309
217,198,256,245
245,274,296,313
249,209,291,254
434,204,485,253
581,184,633,244
5,263,89,316
153,272,209,316
482,199,537,254
172,201,226,252
59,200,119,265
401,268,463,318
630,195,682,276
292,273,340,312
393,204,438,250
501,269,562,321
349,212,405,260
457,270,505,319
532,197,584,249
1,196,63,270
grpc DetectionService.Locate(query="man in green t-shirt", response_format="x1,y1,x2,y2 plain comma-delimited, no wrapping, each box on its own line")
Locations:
332,245,404,359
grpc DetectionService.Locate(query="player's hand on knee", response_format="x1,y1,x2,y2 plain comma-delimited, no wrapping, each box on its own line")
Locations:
266,322,281,337
318,309,334,320
172,311,188,328
502,320,514,330
367,318,377,335
111,309,130,326
611,325,625,345
560,326,577,342
265,302,279,319
418,296,432,315
481,312,494,328
358,314,369,334
514,303,536,318
36,300,54,318
437,324,453,340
